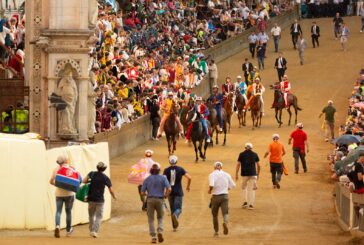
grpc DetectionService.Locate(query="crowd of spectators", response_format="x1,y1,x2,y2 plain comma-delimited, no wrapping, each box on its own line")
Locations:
90,0,293,133
329,69,364,193
301,0,364,18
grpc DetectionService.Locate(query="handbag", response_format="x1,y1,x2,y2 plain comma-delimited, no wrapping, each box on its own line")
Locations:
76,172,95,202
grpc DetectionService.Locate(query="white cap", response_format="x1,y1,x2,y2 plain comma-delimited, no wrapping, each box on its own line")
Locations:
145,149,154,156
56,154,68,165
237,75,242,79
296,122,304,128
255,77,260,81
168,91,173,96
169,155,178,165
272,134,280,139
196,96,202,101
214,161,223,167
245,143,253,149
328,100,333,105
213,85,219,89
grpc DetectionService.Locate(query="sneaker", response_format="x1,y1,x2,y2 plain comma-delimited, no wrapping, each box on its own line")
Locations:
91,232,98,238
54,227,60,238
172,214,179,229
360,30,363,33
242,202,248,209
157,233,164,243
206,137,211,143
325,138,329,142
185,139,189,144
248,205,254,210
214,232,219,238
223,223,229,235
66,228,73,237
151,237,157,243
218,127,223,132
276,183,280,189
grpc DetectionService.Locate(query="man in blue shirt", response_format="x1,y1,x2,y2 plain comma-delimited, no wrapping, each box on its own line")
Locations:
163,155,192,231
141,163,171,244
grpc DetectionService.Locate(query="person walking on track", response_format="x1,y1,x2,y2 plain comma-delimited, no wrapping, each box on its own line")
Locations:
248,30,258,58
208,161,236,237
274,52,287,82
289,123,309,174
264,134,286,189
163,155,192,231
297,35,307,65
270,23,282,53
319,100,336,142
235,143,260,210
83,162,117,238
311,21,320,48
141,163,171,244
290,19,302,49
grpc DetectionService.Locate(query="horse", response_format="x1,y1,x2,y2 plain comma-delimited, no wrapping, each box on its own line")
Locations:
223,92,234,132
235,90,247,127
271,83,302,127
206,100,227,146
186,110,210,162
164,107,179,155
249,94,263,129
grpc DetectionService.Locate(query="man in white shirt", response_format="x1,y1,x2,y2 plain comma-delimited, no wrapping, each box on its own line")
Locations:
247,31,259,58
270,23,281,52
258,31,269,49
208,162,236,237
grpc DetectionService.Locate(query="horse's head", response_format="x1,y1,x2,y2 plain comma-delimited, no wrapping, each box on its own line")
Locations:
186,109,196,125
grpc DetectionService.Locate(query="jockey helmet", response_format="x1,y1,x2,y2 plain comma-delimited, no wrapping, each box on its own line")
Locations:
196,97,202,101
145,149,154,157
213,85,219,89
214,161,223,168
168,91,173,96
237,75,242,79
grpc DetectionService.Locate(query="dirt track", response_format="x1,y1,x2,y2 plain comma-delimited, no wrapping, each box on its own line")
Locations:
1,17,364,245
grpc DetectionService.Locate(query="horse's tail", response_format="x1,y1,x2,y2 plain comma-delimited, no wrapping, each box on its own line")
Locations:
294,96,302,111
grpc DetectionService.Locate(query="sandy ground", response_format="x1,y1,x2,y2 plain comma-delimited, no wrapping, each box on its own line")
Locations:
1,17,364,245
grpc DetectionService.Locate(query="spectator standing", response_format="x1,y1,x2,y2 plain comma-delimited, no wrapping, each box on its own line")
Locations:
141,163,171,244
311,21,320,48
274,52,287,82
247,31,258,58
150,98,161,140
208,161,236,237
49,155,78,238
360,7,364,33
290,19,302,49
256,43,266,70
208,59,218,93
339,22,350,51
264,134,286,189
270,23,282,53
297,35,307,65
83,162,116,238
333,12,343,39
288,123,309,174
257,31,269,50
319,100,336,142
242,58,254,86
163,155,192,231
235,143,260,210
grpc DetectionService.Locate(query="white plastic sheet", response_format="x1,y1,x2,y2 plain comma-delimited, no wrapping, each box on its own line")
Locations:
0,133,110,230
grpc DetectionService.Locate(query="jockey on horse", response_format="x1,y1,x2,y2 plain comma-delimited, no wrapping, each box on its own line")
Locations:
157,91,184,138
222,76,234,95
244,77,266,115
280,75,291,108
238,76,248,105
185,97,211,143
208,85,224,132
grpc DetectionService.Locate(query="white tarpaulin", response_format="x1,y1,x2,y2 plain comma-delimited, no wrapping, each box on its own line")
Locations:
0,133,111,230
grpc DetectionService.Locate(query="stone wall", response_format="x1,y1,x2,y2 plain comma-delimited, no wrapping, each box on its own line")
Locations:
95,9,298,159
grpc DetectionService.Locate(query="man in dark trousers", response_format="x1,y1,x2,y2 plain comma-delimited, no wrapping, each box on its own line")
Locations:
242,58,253,86
163,155,192,231
332,12,343,40
274,52,287,82
290,19,303,49
311,21,320,48
288,123,309,174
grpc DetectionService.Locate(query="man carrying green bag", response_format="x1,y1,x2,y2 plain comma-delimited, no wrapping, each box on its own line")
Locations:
82,162,117,238
76,182,90,202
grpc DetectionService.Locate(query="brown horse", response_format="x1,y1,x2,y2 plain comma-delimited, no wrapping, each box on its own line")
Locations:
206,100,228,146
223,92,234,132
235,91,247,127
271,83,302,127
164,105,179,155
249,94,263,129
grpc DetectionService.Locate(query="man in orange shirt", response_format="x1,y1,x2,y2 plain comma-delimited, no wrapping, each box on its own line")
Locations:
264,134,286,189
